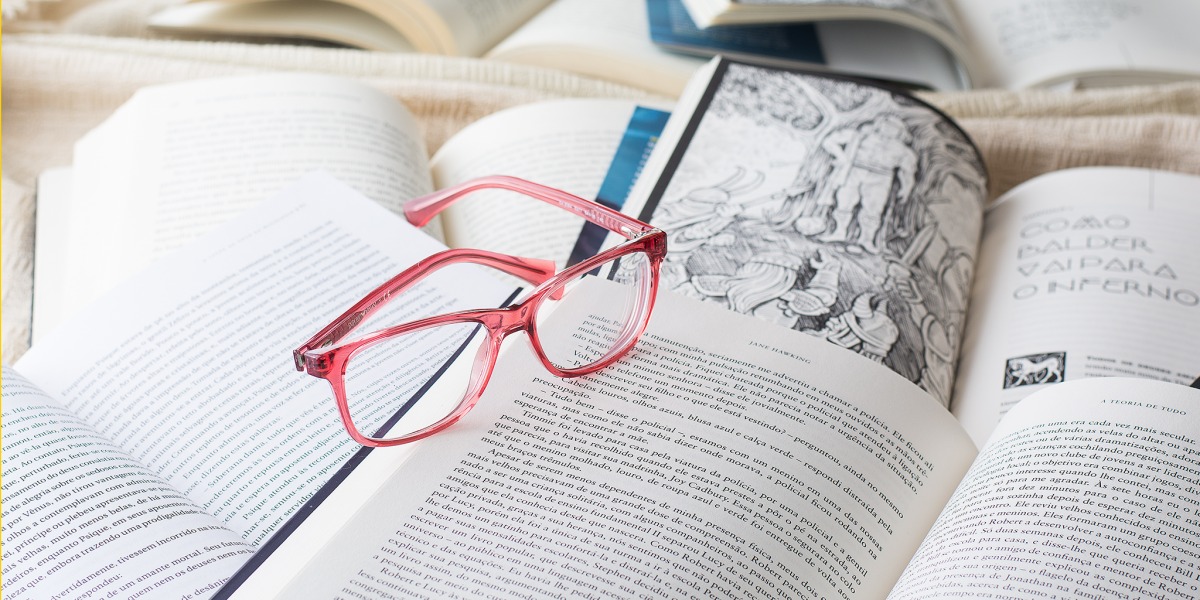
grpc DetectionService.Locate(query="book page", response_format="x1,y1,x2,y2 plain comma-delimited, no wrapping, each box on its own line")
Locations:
953,0,1200,89
890,377,1200,600
621,59,988,406
486,0,707,97
688,0,963,36
431,99,671,268
815,20,966,91
17,173,515,548
227,287,978,600
1,367,255,599
414,0,554,56
678,0,982,83
32,167,73,345
58,73,432,338
952,168,1200,448
148,0,419,53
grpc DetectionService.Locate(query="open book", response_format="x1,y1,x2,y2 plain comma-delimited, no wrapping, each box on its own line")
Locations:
148,0,709,96
6,169,1198,600
677,0,1200,89
619,57,1199,443
146,0,965,93
646,0,964,91
225,285,1200,600
31,72,669,344
7,63,1199,598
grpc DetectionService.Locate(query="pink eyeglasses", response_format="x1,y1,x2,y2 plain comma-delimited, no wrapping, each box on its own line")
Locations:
294,176,666,447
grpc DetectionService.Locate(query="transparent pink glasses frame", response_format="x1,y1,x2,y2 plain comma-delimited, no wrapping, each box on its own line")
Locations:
293,176,666,447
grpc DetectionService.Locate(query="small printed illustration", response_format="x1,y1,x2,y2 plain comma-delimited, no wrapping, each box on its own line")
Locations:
644,62,987,405
1003,352,1067,389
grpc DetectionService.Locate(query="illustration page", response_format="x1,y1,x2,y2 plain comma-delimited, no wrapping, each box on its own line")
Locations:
952,168,1200,447
624,59,988,406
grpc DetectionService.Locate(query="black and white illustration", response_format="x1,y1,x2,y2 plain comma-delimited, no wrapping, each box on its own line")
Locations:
1003,352,1067,389
642,62,987,405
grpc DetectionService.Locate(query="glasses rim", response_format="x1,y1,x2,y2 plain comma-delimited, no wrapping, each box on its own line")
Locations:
324,314,499,447
294,176,666,447
526,243,658,374
317,241,660,447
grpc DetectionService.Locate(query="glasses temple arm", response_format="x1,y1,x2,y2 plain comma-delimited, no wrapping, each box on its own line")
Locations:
404,175,654,240
293,248,555,369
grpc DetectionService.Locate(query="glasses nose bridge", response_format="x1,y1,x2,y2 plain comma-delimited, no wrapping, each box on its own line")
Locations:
481,303,535,344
